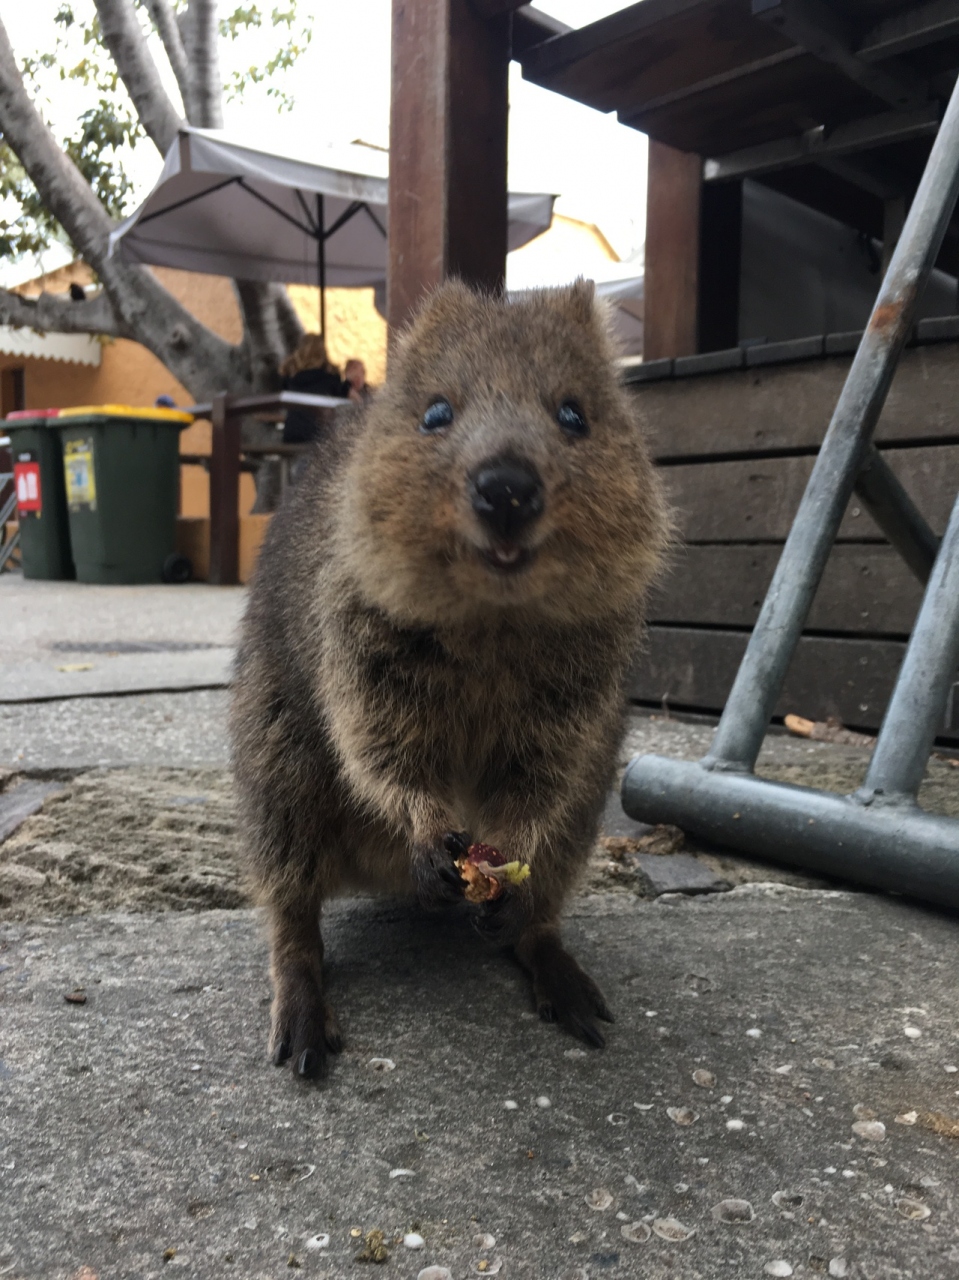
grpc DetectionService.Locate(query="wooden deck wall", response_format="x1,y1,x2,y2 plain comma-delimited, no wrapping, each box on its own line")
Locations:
628,322,959,740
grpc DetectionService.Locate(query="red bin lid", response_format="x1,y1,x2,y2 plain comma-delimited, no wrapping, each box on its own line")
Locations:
6,408,61,420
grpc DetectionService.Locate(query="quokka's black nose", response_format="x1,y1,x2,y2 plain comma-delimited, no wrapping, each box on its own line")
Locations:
470,459,545,541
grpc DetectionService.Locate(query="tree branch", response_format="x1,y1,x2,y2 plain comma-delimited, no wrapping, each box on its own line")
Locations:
233,280,301,388
142,0,196,121
182,0,223,128
0,17,248,398
0,19,116,267
273,285,305,355
0,287,130,338
93,0,182,153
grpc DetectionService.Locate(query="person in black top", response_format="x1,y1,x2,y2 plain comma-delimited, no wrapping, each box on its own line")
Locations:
279,335,351,444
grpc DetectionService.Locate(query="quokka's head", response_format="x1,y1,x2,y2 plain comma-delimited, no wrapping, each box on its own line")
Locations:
338,279,671,627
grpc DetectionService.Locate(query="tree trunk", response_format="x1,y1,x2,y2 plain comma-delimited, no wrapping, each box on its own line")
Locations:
0,9,300,400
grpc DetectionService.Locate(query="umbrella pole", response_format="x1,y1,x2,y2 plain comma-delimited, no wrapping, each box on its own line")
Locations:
317,193,326,338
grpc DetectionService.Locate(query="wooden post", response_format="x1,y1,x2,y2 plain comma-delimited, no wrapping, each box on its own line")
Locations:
208,393,239,587
644,140,703,361
388,0,511,335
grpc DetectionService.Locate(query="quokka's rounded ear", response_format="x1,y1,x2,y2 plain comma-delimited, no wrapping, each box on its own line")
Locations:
555,277,597,325
409,278,483,330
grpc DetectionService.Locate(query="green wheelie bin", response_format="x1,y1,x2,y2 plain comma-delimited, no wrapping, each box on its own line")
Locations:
57,404,194,584
4,409,75,580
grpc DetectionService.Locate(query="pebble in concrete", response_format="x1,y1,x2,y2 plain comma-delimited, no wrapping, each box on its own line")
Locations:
652,1218,696,1241
711,1199,755,1224
621,1221,652,1244
896,1198,932,1220
667,1106,698,1125
585,1188,613,1211
852,1119,886,1141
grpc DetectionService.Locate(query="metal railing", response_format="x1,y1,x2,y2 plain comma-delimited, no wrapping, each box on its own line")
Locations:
623,65,959,907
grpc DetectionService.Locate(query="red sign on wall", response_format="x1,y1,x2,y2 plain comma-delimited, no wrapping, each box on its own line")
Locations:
14,461,42,515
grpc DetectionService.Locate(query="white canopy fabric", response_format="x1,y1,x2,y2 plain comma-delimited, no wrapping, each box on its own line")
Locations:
595,274,644,356
108,128,556,289
0,325,101,367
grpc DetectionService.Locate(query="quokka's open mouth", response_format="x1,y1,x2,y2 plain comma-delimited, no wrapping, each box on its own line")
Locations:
480,543,535,575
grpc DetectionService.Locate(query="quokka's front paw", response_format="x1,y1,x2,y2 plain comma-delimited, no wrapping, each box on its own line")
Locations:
411,831,470,910
471,880,534,947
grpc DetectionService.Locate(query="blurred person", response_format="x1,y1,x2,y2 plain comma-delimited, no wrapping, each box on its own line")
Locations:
279,335,350,444
344,358,373,406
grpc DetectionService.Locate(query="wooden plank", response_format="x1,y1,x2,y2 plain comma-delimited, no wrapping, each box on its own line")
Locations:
752,0,928,113
859,0,959,62
660,444,959,542
631,627,922,730
636,340,959,458
644,140,702,360
387,0,510,334
521,0,789,119
512,6,570,56
520,0,719,87
629,52,879,156
208,394,240,587
647,543,925,634
520,0,882,156
471,0,528,14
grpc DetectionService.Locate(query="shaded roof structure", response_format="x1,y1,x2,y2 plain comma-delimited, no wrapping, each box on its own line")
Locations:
507,0,959,360
518,0,959,250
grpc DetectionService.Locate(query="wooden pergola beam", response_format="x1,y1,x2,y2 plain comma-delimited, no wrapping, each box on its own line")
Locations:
470,0,528,14
388,0,511,335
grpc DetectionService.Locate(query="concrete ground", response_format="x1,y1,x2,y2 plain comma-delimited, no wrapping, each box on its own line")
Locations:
1,575,958,1280
0,575,243,704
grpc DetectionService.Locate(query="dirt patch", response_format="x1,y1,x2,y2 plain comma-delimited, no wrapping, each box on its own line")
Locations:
0,768,246,921
2,748,955,922
759,755,959,816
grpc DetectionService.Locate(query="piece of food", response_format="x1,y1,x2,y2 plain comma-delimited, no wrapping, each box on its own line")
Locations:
455,842,530,903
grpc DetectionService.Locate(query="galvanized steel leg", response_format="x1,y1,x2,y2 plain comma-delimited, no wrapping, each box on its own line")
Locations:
859,489,959,803
703,70,959,772
854,446,940,585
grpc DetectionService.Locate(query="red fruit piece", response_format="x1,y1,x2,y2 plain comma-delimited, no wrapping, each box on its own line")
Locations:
467,842,506,867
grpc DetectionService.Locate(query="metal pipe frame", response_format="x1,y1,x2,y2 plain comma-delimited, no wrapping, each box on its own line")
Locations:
853,445,940,584
623,68,959,907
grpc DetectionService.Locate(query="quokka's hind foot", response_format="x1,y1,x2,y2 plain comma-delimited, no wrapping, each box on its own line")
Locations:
269,959,343,1078
517,925,614,1049
267,902,340,1080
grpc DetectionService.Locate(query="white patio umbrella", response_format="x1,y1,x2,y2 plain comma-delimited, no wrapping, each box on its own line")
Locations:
108,127,556,334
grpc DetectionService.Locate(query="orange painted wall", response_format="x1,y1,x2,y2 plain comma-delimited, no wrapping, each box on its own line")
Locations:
6,261,389,410
7,262,244,411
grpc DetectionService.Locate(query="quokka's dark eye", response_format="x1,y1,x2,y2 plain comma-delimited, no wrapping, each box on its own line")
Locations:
420,398,454,433
557,398,589,437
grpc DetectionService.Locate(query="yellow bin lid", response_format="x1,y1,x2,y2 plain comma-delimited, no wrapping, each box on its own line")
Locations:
59,403,194,423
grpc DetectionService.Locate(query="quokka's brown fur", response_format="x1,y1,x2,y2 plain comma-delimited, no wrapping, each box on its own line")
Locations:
230,279,671,1077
